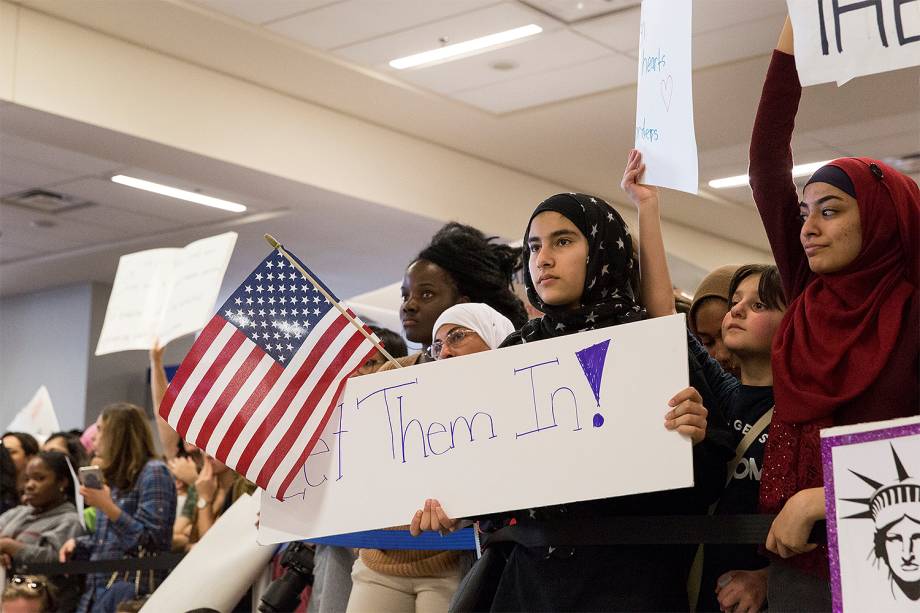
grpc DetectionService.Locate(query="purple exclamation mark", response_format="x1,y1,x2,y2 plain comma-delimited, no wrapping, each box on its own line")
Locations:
575,339,610,428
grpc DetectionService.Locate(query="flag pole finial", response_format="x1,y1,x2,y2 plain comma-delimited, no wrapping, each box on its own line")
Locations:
264,233,403,369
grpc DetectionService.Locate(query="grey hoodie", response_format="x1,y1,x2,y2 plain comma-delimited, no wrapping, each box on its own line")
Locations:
0,500,84,563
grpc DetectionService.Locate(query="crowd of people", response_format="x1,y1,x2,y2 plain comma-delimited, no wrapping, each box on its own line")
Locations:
1,16,917,613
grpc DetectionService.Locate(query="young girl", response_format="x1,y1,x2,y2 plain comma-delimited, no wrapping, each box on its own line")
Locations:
750,17,919,609
692,265,786,613
59,403,176,613
412,153,732,610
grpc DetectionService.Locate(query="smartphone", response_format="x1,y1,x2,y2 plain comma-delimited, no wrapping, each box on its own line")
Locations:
79,466,104,489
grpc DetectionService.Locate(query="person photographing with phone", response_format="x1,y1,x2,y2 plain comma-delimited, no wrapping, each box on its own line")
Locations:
59,403,176,613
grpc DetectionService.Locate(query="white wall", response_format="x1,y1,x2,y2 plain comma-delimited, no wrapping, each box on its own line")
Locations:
0,283,92,429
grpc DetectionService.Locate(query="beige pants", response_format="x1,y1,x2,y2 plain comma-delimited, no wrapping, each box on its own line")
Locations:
345,558,462,613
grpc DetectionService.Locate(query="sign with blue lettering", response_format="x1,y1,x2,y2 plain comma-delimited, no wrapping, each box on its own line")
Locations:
787,0,920,85
633,0,698,195
259,314,692,544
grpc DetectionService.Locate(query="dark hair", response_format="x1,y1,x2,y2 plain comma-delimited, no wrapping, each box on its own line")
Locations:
0,445,18,512
2,432,40,456
415,222,528,328
32,451,76,504
44,432,89,468
99,403,158,490
727,264,786,311
369,326,408,359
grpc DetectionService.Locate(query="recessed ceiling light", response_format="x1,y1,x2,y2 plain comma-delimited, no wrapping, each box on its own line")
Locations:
389,24,543,70
110,174,247,213
708,160,832,189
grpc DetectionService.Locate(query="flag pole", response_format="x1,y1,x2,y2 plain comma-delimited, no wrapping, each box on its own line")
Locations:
264,234,403,369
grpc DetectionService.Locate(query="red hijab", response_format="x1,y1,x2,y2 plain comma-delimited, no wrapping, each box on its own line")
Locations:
760,158,919,544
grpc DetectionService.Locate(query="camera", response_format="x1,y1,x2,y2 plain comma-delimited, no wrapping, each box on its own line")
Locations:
258,542,315,613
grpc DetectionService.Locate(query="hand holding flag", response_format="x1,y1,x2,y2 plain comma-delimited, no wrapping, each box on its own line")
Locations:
160,237,395,499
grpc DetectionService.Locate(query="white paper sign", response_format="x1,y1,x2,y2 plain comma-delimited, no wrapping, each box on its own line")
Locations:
95,232,237,355
141,492,274,613
788,0,920,86
821,416,920,612
6,386,59,443
634,0,698,194
260,314,692,544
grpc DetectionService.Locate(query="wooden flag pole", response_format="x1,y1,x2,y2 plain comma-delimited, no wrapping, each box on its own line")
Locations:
264,234,403,369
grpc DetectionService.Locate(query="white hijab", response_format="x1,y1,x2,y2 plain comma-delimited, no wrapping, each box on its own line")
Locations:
432,303,515,350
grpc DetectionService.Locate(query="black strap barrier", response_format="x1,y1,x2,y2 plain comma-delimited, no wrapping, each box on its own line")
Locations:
11,516,826,577
14,553,186,577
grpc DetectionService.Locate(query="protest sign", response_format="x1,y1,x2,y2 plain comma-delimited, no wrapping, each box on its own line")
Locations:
259,314,692,544
788,0,920,86
95,232,237,355
141,492,273,613
633,0,698,194
6,386,59,444
822,415,920,612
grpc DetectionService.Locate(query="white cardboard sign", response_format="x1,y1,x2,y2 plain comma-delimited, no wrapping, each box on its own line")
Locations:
788,0,920,86
259,314,693,544
95,232,237,355
634,0,698,195
6,385,59,444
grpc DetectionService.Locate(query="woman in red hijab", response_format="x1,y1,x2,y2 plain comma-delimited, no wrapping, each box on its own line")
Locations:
748,16,919,610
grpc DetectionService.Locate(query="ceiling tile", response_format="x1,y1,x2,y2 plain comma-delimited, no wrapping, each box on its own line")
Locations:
691,0,787,35
400,29,611,94
189,0,339,25
692,14,785,70
336,1,559,67
0,133,122,177
523,0,640,24
57,201,180,235
453,51,636,113
570,5,640,52
0,241,42,264
0,155,84,189
0,204,96,251
267,0,498,51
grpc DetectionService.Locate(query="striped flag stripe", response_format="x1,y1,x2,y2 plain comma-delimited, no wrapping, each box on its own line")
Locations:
193,345,265,452
234,314,351,477
222,308,344,470
184,338,257,446
268,331,374,495
175,331,247,436
212,356,280,462
271,335,375,497
243,320,366,483
258,330,370,489
165,322,237,428
159,317,226,423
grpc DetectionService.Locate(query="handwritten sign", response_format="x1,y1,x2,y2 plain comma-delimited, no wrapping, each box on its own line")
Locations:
6,385,59,444
95,232,237,355
259,314,692,544
821,415,920,612
788,0,920,86
633,0,698,194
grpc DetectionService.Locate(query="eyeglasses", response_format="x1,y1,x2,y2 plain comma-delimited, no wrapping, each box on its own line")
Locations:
11,575,47,591
430,327,478,359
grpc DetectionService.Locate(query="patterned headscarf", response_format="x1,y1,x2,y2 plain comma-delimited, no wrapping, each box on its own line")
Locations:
516,193,646,342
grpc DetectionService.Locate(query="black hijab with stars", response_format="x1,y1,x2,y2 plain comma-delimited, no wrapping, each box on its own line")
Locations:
511,192,646,343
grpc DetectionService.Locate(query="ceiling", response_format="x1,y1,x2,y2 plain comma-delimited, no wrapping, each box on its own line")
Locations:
0,102,446,301
2,0,918,304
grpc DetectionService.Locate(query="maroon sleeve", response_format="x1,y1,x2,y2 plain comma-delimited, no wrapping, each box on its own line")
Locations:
748,50,812,301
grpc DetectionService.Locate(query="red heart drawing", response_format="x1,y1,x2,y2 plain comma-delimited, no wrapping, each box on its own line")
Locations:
660,74,673,111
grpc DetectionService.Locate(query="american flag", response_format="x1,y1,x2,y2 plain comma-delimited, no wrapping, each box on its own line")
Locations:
159,249,378,499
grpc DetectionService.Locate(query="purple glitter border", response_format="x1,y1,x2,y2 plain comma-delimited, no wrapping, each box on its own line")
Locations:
821,421,920,613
